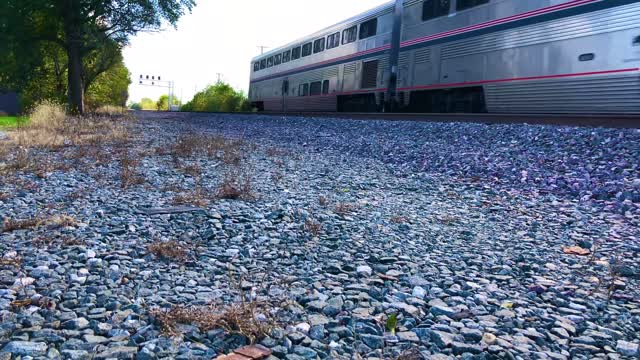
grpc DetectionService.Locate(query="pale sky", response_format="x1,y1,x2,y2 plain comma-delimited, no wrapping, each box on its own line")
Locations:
123,0,390,104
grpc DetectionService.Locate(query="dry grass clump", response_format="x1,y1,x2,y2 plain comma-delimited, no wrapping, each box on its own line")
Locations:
148,241,189,262
172,190,210,207
32,235,85,248
395,348,423,360
94,105,128,116
216,175,253,200
304,218,322,237
29,100,66,130
0,252,22,267
120,151,145,188
438,214,459,225
11,296,55,310
171,133,247,161
171,164,214,207
8,101,130,149
2,215,76,233
3,147,31,171
318,196,329,206
334,203,354,216
151,302,274,343
265,147,289,157
180,164,202,178
390,216,408,224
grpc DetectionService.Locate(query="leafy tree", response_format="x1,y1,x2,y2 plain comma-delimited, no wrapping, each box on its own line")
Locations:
1,0,195,114
85,58,131,110
182,83,250,113
156,95,181,111
140,98,156,111
129,102,142,111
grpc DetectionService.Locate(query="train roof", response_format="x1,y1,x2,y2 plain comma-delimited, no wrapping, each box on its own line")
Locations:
251,1,395,62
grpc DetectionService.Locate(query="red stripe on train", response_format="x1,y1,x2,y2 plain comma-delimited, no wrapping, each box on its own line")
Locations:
401,0,596,47
254,68,639,101
251,0,595,84
396,68,639,91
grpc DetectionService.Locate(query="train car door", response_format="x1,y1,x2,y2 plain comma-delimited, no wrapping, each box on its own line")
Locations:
282,79,289,112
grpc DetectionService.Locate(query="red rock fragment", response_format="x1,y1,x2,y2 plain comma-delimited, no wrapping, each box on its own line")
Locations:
235,344,272,359
225,354,252,360
562,246,590,256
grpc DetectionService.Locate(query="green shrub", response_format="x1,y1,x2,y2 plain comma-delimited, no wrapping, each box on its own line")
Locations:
182,82,250,113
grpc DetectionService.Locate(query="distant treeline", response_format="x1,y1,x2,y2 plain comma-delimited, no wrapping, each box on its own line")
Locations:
181,82,251,112
129,83,250,112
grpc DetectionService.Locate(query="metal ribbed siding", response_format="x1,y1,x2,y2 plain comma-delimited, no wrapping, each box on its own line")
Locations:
414,48,430,64
442,2,640,59
285,96,337,112
486,73,640,113
295,66,339,84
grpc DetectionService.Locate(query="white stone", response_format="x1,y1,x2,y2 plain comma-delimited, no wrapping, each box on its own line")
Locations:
356,265,372,276
412,286,427,299
617,340,639,357
295,322,310,333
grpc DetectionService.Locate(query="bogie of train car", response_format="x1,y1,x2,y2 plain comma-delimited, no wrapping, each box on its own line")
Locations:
249,0,640,114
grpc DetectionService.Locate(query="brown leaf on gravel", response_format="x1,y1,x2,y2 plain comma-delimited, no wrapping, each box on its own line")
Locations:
563,246,590,256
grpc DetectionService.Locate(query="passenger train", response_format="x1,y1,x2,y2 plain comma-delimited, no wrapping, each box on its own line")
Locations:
248,0,640,114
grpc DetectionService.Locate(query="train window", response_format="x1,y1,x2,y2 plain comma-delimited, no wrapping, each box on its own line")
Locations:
253,62,260,72
314,38,326,54
327,32,340,49
342,26,357,45
322,80,330,94
634,36,640,46
310,81,322,96
292,46,301,60
260,59,266,70
423,0,450,21
579,53,595,62
299,83,309,96
274,54,282,65
359,18,377,40
266,56,274,68
282,50,291,63
302,42,313,57
456,0,489,11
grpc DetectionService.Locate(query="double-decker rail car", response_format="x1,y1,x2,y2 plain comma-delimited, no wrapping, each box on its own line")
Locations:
249,0,640,114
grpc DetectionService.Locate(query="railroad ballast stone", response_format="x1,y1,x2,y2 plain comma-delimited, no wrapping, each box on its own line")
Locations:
0,112,638,359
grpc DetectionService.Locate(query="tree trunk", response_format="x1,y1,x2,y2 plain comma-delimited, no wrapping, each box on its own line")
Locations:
62,0,84,114
66,40,84,114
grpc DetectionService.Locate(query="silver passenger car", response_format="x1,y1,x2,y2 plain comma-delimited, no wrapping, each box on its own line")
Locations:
249,0,640,114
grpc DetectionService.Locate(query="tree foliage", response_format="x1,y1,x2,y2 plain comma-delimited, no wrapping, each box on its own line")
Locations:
0,0,195,113
139,98,156,111
182,83,250,113
6,41,130,111
85,58,131,110
156,95,181,111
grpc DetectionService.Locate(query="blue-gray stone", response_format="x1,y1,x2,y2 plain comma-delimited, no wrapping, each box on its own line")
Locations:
1,341,48,357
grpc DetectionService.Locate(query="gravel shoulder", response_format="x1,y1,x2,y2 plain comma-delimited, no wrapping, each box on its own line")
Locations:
0,112,638,360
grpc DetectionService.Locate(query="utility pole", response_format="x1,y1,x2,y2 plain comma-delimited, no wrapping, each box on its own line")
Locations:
216,73,223,83
257,45,269,55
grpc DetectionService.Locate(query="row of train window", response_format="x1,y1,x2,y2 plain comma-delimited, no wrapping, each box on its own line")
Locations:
298,80,330,96
422,0,490,21
253,0,491,73
253,18,377,72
